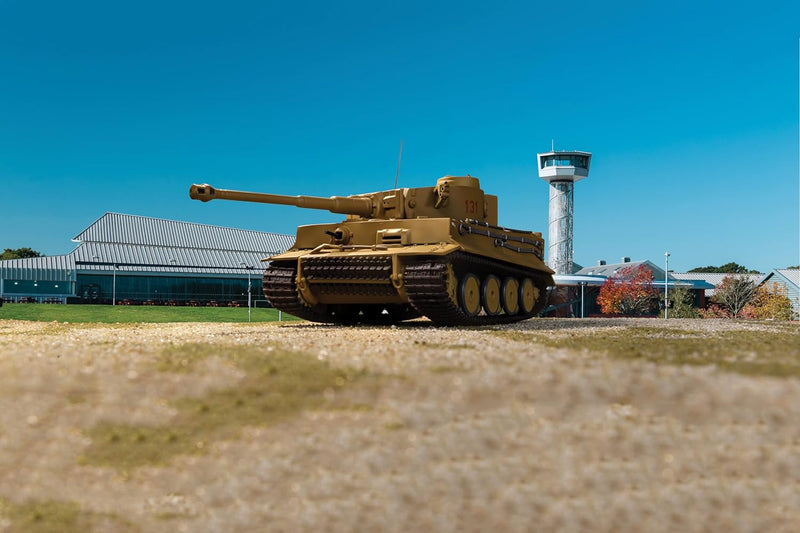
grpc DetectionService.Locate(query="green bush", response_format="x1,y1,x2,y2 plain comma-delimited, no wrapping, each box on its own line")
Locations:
661,285,700,318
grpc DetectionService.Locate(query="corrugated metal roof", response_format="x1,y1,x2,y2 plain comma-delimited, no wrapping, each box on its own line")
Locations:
671,273,763,285
2,213,294,283
72,212,295,252
671,272,763,296
575,260,672,280
72,243,272,275
774,269,800,287
0,254,77,281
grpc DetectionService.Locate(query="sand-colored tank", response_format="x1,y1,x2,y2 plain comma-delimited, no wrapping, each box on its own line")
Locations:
189,176,554,325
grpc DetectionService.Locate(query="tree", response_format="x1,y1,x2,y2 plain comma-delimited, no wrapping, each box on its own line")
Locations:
597,265,659,316
689,262,761,274
662,284,700,318
742,284,795,321
0,247,43,260
711,275,756,318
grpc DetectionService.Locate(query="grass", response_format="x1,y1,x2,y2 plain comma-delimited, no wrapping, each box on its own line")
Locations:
0,303,300,323
81,344,366,470
0,498,135,533
492,325,800,378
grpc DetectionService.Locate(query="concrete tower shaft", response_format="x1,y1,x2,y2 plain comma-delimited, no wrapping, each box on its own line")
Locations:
537,150,592,276
548,181,574,275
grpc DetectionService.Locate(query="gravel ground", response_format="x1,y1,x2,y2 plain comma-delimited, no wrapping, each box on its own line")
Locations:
1,318,800,532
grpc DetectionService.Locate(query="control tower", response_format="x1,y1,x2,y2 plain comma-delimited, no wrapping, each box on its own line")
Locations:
537,150,592,275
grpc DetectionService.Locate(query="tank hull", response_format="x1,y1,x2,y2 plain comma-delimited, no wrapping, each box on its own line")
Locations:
262,218,554,326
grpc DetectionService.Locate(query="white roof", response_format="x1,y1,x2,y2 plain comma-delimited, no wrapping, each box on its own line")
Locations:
73,212,292,252
671,272,763,296
1,213,295,280
576,260,670,280
0,255,77,281
760,269,800,289
571,261,713,290
774,269,800,287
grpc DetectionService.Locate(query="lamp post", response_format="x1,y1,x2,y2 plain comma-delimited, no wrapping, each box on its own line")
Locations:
664,252,670,319
241,263,252,322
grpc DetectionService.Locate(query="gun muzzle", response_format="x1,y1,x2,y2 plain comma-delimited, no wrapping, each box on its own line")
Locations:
189,184,216,202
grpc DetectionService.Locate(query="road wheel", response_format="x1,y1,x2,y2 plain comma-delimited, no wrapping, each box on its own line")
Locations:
519,277,539,315
459,273,481,317
501,277,520,315
482,274,502,316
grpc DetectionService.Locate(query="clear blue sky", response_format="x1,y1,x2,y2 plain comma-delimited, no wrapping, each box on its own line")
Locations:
1,0,798,273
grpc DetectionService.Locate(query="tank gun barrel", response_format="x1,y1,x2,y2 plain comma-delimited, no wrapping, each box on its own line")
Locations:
189,184,374,218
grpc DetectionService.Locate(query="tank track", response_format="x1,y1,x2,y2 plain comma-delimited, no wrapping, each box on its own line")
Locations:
403,252,550,326
302,256,398,301
262,259,418,325
262,253,550,326
261,263,334,323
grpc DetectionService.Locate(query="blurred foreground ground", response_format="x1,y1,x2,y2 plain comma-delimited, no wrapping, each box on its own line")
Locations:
1,318,799,532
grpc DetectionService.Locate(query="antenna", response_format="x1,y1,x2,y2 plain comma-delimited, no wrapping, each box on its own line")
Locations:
551,139,554,151
393,139,403,189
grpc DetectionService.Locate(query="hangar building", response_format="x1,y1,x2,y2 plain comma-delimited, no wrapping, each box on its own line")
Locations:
0,213,294,305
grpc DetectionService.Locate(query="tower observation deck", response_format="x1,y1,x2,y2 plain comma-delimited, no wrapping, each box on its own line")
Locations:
537,150,592,275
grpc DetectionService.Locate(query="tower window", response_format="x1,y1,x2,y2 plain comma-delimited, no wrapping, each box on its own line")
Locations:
542,155,588,169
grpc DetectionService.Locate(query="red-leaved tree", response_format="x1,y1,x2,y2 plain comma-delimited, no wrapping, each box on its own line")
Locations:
597,265,659,316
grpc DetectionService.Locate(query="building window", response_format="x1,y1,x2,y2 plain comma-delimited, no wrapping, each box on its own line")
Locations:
76,274,262,305
2,279,71,295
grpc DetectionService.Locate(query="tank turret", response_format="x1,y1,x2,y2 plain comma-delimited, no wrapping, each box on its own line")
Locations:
189,176,498,225
190,175,553,326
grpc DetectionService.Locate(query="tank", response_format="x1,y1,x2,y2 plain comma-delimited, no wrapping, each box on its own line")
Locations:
189,176,555,325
